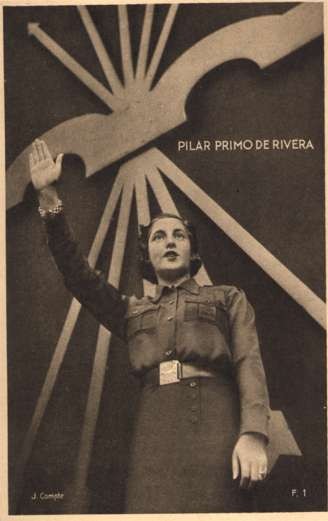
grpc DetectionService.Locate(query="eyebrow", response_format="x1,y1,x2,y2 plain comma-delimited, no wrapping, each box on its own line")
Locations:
151,227,186,236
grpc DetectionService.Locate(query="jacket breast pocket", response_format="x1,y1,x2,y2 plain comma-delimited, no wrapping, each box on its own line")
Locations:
199,303,217,322
184,298,218,324
126,305,158,338
184,297,229,332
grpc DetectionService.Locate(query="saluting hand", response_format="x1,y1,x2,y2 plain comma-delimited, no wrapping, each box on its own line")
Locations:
232,432,268,489
29,139,63,192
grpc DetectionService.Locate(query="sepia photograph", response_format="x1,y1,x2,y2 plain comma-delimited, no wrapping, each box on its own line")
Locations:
3,1,326,517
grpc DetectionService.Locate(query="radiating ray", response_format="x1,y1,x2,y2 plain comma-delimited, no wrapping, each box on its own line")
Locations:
150,149,326,329
72,174,134,507
144,4,179,90
28,23,125,112
147,166,177,214
146,166,211,286
118,5,134,86
77,6,125,97
14,172,125,510
134,170,155,296
136,4,154,82
135,171,150,225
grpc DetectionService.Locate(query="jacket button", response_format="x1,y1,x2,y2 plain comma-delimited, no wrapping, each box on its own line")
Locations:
167,316,173,321
189,381,197,388
165,350,173,357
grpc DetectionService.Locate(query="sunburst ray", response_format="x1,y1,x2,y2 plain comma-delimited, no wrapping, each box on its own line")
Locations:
136,4,155,83
28,22,125,111
77,6,124,97
144,4,179,90
134,169,155,296
118,5,134,87
72,174,134,508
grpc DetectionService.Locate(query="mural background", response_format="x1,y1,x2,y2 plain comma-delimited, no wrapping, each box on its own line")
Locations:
4,2,326,514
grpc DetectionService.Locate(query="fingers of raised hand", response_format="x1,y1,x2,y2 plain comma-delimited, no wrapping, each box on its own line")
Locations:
29,139,58,190
29,152,35,170
36,139,45,160
41,139,52,160
32,141,38,163
32,139,52,163
32,139,42,162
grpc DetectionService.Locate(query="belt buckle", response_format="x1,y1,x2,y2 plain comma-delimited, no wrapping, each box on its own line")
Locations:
159,360,181,385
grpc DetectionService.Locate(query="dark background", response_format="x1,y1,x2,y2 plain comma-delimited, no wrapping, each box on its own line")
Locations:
5,2,326,514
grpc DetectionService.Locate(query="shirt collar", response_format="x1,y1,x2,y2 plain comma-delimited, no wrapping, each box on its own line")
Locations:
151,278,200,302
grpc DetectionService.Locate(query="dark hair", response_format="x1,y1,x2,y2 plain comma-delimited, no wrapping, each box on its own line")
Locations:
138,213,202,283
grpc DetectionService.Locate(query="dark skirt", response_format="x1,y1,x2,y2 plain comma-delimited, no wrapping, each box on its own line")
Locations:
125,373,254,513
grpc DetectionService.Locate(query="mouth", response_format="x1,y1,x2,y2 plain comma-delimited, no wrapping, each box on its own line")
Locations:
164,251,179,259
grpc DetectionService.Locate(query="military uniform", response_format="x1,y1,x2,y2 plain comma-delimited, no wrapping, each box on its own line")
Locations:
44,213,270,513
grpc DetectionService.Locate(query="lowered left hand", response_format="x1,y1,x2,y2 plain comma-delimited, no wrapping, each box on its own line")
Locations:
232,432,268,489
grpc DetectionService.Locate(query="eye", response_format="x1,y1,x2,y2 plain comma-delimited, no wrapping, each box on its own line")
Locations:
174,230,186,240
151,231,165,242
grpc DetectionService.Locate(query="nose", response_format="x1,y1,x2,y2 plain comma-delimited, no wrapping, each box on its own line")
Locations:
166,236,176,249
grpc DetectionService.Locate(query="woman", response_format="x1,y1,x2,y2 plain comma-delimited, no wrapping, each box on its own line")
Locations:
30,138,270,513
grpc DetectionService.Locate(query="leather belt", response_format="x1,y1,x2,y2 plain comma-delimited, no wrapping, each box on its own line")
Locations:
143,360,217,386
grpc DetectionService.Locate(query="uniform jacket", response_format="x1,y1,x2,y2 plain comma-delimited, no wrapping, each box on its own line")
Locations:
44,213,270,439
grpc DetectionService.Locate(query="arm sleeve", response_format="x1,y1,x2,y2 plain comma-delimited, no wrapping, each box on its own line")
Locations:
227,287,270,440
43,212,128,341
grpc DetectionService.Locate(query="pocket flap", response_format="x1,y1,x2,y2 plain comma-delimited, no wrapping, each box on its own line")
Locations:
184,296,214,304
184,296,225,309
126,304,158,337
125,302,159,319
184,299,225,323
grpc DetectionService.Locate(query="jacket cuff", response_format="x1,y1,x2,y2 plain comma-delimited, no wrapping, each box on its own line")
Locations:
239,404,270,441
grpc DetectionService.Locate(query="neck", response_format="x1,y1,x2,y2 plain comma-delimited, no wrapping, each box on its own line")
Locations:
156,272,190,287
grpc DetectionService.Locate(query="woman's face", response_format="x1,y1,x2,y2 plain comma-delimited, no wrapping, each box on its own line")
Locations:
148,217,191,283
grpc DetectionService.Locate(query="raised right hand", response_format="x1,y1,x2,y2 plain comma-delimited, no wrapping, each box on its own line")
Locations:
29,139,63,192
